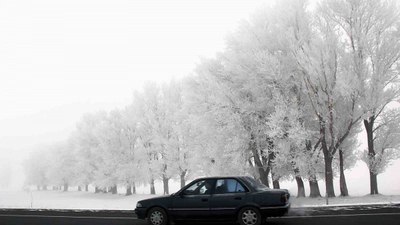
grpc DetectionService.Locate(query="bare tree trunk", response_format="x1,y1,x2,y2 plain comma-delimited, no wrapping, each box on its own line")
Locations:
292,167,305,197
95,186,101,193
339,149,349,196
63,183,69,192
180,170,187,188
364,118,379,195
150,178,156,194
295,176,306,197
126,185,132,196
272,179,280,189
162,175,169,195
271,168,280,189
322,149,335,197
251,150,270,186
132,182,136,194
249,134,271,187
370,172,379,195
85,184,89,192
111,185,117,194
78,186,82,191
309,175,321,198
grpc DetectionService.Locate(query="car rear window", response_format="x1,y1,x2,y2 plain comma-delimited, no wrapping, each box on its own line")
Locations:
242,176,269,191
215,179,247,193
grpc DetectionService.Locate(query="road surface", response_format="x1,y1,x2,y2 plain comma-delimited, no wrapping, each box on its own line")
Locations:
0,204,399,225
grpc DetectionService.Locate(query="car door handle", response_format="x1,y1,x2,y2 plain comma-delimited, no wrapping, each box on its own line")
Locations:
234,197,242,200
201,198,208,202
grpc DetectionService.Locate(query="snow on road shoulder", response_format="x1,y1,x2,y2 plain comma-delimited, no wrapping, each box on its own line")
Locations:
0,190,156,210
290,194,400,207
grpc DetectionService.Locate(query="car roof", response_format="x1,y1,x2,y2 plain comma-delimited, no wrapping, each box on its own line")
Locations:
194,176,250,180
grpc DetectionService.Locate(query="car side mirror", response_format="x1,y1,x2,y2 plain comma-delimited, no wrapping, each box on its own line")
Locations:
178,192,185,198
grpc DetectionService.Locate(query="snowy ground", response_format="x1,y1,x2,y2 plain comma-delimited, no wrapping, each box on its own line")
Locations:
1,190,400,210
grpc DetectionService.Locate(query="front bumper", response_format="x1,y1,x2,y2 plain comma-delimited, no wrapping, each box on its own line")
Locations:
135,207,147,219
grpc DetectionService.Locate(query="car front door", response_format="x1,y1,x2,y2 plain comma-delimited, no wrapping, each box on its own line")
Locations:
209,178,249,220
170,179,215,220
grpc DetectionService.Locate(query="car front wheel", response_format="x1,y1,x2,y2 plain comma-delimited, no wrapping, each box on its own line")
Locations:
238,207,262,225
147,207,168,225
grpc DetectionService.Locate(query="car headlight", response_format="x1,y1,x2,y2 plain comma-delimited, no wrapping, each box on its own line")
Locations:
136,202,143,208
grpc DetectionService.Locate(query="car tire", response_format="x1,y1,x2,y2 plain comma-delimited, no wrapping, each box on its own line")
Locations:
238,207,262,225
147,207,168,225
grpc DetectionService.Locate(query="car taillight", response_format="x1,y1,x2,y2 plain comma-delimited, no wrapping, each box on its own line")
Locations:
280,193,289,203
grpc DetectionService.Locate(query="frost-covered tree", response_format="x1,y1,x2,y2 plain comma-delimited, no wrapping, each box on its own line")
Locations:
266,95,313,197
161,80,196,188
118,106,140,195
321,0,400,195
24,149,52,190
46,141,79,192
183,65,250,179
290,1,363,197
361,108,400,186
74,111,109,193
0,160,12,189
132,83,167,194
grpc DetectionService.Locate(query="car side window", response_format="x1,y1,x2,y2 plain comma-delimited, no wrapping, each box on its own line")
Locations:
182,180,213,195
215,179,247,194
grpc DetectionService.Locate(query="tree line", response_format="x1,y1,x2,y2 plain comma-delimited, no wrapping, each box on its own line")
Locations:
25,0,400,197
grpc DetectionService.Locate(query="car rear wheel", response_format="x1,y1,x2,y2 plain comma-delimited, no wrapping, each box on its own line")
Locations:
238,207,262,225
147,207,168,225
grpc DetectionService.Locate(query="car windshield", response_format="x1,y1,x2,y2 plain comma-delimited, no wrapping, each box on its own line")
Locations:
242,177,269,191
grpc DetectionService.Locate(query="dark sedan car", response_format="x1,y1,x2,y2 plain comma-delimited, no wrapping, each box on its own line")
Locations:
135,176,290,225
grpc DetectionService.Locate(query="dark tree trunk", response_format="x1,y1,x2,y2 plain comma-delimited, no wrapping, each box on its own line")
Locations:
364,118,379,195
132,182,136,194
295,176,306,197
252,151,270,187
272,179,280,189
111,185,117,194
95,186,101,193
293,167,305,197
78,186,82,191
150,179,156,194
339,149,349,196
271,167,280,189
63,183,69,192
370,172,378,195
180,170,187,188
126,185,132,196
162,176,169,195
249,134,270,187
85,185,89,192
322,150,335,197
309,175,321,198
258,169,270,187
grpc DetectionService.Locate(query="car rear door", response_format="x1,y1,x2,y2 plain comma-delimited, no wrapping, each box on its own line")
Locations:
209,178,249,220
170,179,215,220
